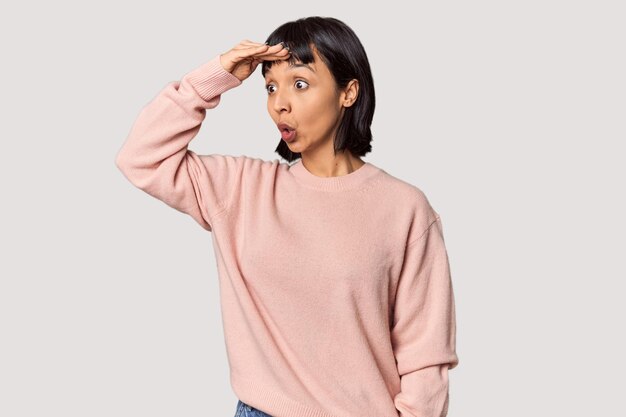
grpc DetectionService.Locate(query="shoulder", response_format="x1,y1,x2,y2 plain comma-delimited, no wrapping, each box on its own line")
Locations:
375,167,440,244
377,167,437,213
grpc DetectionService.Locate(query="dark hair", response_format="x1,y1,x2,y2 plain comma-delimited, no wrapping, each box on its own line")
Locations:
261,16,375,162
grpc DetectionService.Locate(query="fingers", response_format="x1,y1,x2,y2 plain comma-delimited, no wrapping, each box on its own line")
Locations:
236,41,290,61
256,45,290,59
262,51,291,62
236,39,289,53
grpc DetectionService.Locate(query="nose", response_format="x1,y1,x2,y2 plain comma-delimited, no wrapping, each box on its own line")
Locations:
271,88,291,114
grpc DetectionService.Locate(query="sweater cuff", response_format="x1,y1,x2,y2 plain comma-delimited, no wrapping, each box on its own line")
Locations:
185,55,242,101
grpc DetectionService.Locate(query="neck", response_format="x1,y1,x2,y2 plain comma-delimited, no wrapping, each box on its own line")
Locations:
300,150,365,178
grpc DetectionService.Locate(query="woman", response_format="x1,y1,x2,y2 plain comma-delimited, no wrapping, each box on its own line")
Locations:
116,16,459,417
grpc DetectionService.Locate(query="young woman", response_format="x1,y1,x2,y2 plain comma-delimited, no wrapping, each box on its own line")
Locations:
116,16,459,417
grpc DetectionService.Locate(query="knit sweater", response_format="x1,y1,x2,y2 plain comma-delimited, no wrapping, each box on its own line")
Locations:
115,54,459,417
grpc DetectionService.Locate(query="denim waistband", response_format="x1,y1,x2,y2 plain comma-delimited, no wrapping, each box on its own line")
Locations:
235,399,273,417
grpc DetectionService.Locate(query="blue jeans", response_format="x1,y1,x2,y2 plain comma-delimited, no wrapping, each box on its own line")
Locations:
235,399,274,417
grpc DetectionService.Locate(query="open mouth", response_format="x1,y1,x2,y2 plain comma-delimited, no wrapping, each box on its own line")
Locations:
280,127,296,142
278,123,295,132
277,123,296,141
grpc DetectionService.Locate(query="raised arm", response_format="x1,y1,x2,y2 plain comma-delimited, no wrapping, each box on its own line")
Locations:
391,215,460,417
115,41,291,231
115,55,243,231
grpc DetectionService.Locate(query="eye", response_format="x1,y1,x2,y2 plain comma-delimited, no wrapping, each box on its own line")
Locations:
265,80,310,95
295,79,309,90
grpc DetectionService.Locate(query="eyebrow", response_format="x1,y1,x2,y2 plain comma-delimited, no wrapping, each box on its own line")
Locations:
266,62,316,76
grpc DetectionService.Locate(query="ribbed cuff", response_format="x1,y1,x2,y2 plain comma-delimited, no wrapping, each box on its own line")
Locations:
185,55,242,101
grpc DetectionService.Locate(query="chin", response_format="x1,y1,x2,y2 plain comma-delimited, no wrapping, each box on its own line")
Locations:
284,138,301,148
285,142,300,151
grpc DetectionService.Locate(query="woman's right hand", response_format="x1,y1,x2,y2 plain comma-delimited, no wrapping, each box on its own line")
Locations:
220,40,291,82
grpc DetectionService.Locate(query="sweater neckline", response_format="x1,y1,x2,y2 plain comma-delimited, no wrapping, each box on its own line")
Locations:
289,158,382,191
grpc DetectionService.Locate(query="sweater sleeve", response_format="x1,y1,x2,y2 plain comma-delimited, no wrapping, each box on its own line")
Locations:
115,55,244,231
391,216,459,417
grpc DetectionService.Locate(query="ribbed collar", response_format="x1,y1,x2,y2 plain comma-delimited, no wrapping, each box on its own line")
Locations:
289,159,383,192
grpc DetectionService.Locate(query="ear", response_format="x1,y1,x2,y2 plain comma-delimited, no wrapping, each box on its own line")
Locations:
341,79,359,108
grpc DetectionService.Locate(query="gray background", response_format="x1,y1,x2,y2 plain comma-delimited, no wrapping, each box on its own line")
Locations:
1,0,624,416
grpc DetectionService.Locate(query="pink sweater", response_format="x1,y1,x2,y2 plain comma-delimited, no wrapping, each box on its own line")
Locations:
115,54,459,417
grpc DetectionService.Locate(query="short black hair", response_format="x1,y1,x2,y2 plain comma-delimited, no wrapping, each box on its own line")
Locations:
261,16,375,163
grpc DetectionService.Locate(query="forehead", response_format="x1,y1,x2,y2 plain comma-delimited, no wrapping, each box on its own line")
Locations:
265,45,326,77
265,60,316,76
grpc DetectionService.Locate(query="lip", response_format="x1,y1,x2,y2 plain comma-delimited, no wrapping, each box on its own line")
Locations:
277,122,295,132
